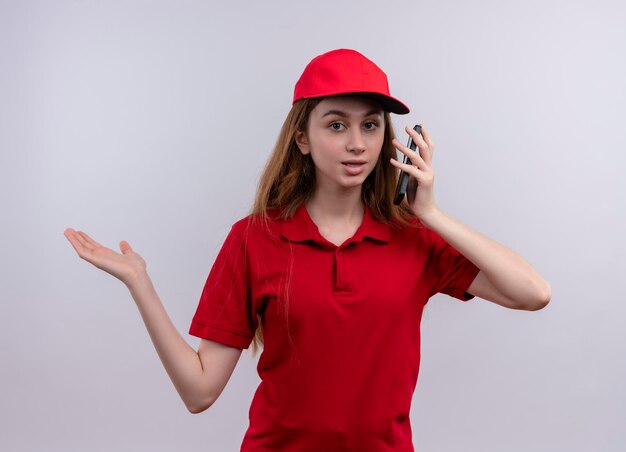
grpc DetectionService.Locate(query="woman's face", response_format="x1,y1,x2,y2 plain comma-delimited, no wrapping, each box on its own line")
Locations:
295,95,386,193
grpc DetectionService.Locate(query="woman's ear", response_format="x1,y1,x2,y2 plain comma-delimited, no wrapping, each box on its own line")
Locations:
295,130,310,155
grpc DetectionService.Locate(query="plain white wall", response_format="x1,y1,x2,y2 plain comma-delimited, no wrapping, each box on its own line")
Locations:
1,0,625,450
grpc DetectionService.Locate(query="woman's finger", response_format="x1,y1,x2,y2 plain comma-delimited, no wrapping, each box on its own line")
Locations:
410,126,434,164
65,229,98,262
420,126,435,153
392,138,428,169
120,240,133,254
390,158,424,177
77,231,103,250
64,228,84,253
405,125,434,165
73,230,93,251
414,127,435,165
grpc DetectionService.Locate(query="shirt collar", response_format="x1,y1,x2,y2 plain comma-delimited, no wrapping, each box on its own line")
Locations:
281,202,390,245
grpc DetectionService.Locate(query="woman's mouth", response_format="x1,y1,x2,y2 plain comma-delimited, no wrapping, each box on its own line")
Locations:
342,161,366,175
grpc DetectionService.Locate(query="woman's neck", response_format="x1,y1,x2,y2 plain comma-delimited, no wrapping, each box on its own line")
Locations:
305,186,364,226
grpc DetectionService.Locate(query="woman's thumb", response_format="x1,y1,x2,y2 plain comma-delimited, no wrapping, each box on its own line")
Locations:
120,240,132,254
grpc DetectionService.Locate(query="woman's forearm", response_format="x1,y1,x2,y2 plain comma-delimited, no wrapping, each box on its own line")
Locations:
420,209,551,306
126,272,212,413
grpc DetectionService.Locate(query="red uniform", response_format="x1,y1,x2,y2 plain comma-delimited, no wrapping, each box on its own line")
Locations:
189,202,480,451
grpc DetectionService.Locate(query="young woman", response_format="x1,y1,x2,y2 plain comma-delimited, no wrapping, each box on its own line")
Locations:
64,49,551,451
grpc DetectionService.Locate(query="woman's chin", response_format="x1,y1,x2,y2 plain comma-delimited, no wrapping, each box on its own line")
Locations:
315,169,373,193
337,176,369,190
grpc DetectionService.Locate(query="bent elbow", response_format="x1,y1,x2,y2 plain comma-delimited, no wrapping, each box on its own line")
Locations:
526,298,549,311
185,396,215,414
526,285,551,311
186,404,203,414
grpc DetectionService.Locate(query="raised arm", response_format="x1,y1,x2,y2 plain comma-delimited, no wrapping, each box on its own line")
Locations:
390,125,551,310
64,228,242,413
418,210,551,310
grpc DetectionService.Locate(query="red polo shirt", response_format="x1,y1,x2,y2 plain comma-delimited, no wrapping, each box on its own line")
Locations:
189,202,480,451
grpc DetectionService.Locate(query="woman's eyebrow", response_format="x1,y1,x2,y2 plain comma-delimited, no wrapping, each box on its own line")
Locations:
321,109,383,118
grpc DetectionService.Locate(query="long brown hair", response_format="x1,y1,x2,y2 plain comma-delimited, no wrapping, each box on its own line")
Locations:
247,96,417,356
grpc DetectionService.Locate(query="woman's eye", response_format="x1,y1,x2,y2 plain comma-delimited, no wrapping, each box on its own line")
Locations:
330,123,345,131
364,121,378,130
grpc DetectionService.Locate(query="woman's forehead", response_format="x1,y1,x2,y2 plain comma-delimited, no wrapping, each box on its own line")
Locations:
312,95,384,117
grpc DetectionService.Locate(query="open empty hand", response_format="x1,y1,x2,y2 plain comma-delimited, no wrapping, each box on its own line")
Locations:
63,228,147,286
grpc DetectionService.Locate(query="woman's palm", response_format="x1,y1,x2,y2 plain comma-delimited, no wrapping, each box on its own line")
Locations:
64,228,146,285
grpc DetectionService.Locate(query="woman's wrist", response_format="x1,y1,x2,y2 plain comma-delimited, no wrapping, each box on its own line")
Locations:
417,207,443,229
125,269,153,294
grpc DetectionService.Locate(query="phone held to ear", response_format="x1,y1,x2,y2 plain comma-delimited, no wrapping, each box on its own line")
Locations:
393,124,423,205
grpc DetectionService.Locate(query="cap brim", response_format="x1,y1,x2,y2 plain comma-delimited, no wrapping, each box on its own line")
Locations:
293,91,411,115
357,92,410,115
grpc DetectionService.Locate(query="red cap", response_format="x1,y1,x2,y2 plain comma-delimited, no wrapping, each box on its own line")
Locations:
292,48,409,115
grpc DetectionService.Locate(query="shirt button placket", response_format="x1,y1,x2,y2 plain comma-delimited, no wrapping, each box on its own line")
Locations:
334,247,349,292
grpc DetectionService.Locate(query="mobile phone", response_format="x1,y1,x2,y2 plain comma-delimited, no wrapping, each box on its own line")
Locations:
393,124,422,205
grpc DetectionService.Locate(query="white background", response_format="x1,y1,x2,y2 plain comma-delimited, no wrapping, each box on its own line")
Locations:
1,0,625,450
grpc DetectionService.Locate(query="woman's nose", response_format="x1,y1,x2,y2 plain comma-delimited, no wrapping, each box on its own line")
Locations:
347,130,366,153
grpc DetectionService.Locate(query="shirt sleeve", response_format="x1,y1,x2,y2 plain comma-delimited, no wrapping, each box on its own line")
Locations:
189,221,257,349
428,230,481,301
